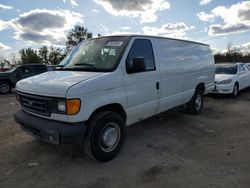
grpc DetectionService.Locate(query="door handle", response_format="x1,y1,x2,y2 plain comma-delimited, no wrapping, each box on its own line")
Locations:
156,82,159,90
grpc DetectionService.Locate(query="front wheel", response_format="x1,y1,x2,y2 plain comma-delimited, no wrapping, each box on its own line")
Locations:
186,91,203,115
83,111,126,162
0,81,12,94
232,83,239,97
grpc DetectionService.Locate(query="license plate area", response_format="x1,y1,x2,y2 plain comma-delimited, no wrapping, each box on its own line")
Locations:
43,129,59,144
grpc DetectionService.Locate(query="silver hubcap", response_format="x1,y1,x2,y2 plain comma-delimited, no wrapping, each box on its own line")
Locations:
100,122,120,152
0,83,10,93
234,85,238,96
195,94,202,111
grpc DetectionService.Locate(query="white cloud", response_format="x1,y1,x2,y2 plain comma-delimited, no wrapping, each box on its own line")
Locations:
0,42,11,51
197,12,215,22
121,26,131,30
232,42,250,54
9,9,83,46
106,31,140,35
0,20,10,31
0,4,13,10
63,0,78,7
198,1,250,36
94,0,170,23
208,24,250,36
142,22,189,39
190,26,196,30
199,0,213,6
92,9,100,13
70,0,78,6
210,46,221,54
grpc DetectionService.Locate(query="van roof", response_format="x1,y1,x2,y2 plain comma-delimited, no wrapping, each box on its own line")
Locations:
95,34,209,47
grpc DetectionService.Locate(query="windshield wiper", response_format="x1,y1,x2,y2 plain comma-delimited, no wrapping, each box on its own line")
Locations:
74,63,98,71
56,65,65,67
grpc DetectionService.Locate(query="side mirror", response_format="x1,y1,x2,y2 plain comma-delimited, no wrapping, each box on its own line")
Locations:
127,57,146,74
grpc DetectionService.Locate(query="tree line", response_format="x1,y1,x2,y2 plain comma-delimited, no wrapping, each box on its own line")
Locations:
214,52,250,64
214,43,250,63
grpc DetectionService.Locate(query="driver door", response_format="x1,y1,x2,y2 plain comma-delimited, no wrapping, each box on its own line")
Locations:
124,39,159,124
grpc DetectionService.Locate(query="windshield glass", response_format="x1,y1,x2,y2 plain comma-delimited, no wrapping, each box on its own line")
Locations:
7,67,17,72
63,36,130,72
59,42,83,67
215,64,237,75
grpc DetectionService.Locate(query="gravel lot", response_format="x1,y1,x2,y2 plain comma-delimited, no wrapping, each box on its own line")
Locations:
1,90,250,188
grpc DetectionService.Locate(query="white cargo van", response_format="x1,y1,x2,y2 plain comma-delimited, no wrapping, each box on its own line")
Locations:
14,35,215,162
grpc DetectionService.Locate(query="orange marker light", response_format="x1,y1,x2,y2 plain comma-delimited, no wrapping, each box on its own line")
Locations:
66,99,81,115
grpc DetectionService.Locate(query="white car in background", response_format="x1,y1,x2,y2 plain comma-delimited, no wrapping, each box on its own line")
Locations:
212,63,250,96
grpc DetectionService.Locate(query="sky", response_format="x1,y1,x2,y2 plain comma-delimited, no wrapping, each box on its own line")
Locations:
0,0,250,56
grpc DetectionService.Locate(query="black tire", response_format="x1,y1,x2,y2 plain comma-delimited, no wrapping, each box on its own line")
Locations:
83,111,126,162
232,83,239,97
0,81,12,94
186,91,203,115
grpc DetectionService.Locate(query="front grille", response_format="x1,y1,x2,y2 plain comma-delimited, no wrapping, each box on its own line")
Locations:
17,92,51,116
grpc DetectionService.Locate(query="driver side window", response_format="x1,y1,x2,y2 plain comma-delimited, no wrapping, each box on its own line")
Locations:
126,39,155,73
21,66,31,74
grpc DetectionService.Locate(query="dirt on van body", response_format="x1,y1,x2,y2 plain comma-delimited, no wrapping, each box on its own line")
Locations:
1,90,250,188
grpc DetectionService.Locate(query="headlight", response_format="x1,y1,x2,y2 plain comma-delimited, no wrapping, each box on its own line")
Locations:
57,101,66,112
52,98,81,115
217,79,232,85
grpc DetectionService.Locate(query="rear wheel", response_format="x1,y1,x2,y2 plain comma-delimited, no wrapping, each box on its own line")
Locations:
0,81,12,94
186,91,203,115
83,111,126,162
232,83,239,97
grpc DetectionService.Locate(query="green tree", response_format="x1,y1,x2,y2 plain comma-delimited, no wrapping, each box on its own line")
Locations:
66,25,92,52
19,48,42,64
39,46,49,64
48,47,65,65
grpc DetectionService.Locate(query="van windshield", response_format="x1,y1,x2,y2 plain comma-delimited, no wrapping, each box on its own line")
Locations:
63,36,130,72
59,42,83,67
215,64,237,75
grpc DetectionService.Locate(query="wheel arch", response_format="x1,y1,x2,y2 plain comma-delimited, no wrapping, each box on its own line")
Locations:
88,103,127,123
195,83,205,94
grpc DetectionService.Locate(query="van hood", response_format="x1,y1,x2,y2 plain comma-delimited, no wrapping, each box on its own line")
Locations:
215,74,236,82
16,71,104,97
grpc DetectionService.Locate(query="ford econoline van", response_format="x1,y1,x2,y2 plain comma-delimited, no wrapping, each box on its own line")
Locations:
14,35,215,162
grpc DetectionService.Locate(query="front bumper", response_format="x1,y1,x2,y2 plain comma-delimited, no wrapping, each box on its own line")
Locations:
212,83,234,94
14,110,86,145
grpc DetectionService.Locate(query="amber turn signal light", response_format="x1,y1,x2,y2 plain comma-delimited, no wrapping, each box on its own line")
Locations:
66,99,81,115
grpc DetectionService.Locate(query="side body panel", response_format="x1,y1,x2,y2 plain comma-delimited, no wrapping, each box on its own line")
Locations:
153,38,215,113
